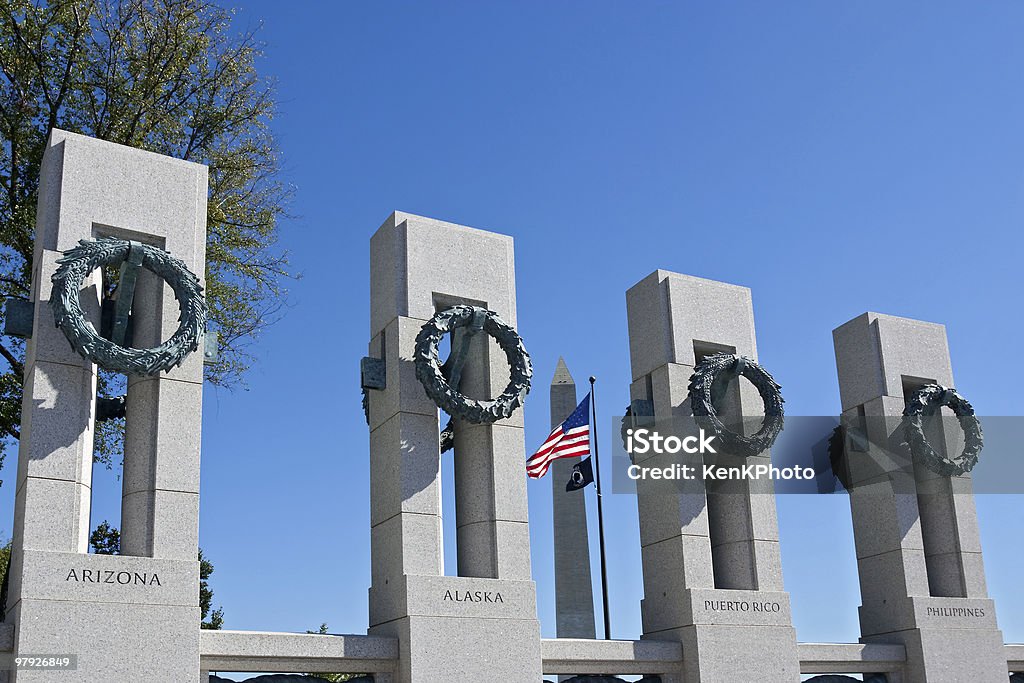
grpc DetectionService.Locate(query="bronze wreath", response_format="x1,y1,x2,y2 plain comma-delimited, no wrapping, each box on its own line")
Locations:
50,237,206,375
413,305,532,424
901,384,983,477
687,352,784,458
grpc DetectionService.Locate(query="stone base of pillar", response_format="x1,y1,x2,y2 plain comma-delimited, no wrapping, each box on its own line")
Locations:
369,574,541,682
643,588,800,682
7,550,200,682
861,596,1005,683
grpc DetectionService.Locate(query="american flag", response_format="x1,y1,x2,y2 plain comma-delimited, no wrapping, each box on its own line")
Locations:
527,394,591,478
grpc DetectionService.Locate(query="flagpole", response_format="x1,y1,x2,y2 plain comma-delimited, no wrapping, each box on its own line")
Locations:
589,376,612,641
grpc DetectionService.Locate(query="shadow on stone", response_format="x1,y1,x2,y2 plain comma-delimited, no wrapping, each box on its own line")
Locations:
210,676,373,683
543,676,662,683
28,371,91,457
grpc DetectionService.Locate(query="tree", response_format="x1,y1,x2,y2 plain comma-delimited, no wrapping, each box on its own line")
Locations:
0,0,292,474
88,519,120,554
90,521,223,628
199,547,223,630
0,537,10,590
0,537,10,618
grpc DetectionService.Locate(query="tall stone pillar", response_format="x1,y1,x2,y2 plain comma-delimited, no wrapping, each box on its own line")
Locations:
366,212,542,682
549,358,596,640
625,270,799,682
832,312,1005,682
4,130,206,680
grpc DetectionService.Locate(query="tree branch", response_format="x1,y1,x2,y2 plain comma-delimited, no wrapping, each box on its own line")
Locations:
0,340,23,379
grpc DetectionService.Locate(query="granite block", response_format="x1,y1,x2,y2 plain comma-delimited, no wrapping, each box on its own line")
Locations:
370,512,442,590
123,376,203,496
369,411,442,528
491,520,534,580
848,485,924,560
12,478,90,554
452,422,528,526
626,271,756,381
682,622,799,681
199,630,398,674
636,478,710,547
540,637,683,676
15,361,96,486
833,313,888,412
39,130,207,261
708,540,756,591
959,551,990,598
751,539,785,592
26,251,101,369
383,574,537,622
403,614,540,682
872,313,953,396
681,587,793,627
367,317,441,432
120,489,199,560
454,519,532,580
14,549,198,606
626,272,674,381
648,363,694,419
370,212,518,336
11,599,200,682
923,551,967,598
864,543,927,603
639,535,713,633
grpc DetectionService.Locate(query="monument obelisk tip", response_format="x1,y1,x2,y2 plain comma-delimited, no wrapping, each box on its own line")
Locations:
551,356,574,385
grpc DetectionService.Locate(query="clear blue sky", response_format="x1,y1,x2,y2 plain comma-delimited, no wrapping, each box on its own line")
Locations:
3,0,1024,652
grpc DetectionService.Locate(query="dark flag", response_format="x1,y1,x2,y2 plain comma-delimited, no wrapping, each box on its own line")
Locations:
566,456,595,492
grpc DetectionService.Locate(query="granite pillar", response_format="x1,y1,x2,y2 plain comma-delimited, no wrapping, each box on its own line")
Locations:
366,212,541,682
626,270,799,682
4,130,206,681
832,312,1005,682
